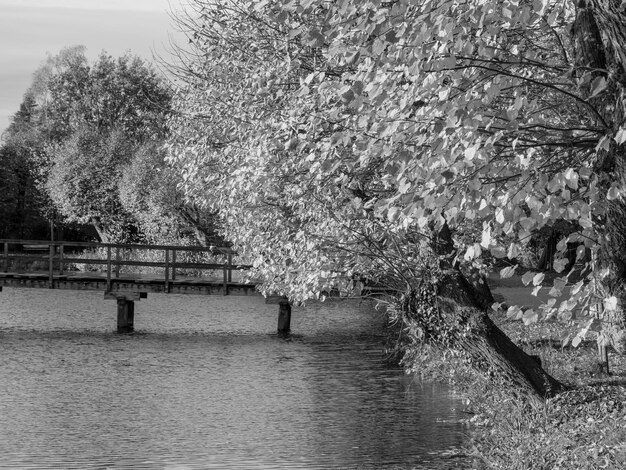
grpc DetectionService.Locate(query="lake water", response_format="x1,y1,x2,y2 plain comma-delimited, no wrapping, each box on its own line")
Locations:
0,288,469,469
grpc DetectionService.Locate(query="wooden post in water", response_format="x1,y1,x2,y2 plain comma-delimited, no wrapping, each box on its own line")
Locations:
105,292,146,333
116,298,135,333
278,299,291,334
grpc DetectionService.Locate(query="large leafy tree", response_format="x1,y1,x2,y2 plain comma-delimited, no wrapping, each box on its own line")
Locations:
24,47,174,242
0,96,50,239
167,0,626,398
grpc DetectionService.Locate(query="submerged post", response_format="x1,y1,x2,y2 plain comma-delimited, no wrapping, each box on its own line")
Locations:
277,299,291,334
105,292,146,333
117,298,135,333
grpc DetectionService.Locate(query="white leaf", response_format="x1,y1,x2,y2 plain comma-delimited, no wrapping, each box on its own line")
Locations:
521,271,535,286
562,332,572,348
589,76,607,98
563,168,578,190
464,243,482,261
480,226,492,248
507,242,519,259
607,185,622,201
522,309,538,325
553,258,569,273
464,146,477,160
604,296,618,312
615,127,626,145
495,208,505,224
506,305,522,319
571,280,584,295
387,207,400,222
500,265,517,279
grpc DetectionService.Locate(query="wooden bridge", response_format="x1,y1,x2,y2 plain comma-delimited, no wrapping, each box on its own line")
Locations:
0,239,291,333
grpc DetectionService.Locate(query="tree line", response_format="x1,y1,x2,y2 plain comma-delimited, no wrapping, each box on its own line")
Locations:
0,46,220,245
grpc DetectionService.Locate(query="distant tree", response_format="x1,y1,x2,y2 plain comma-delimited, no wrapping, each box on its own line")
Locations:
2,46,225,245
118,143,222,245
0,96,49,239
24,47,173,243
45,127,139,242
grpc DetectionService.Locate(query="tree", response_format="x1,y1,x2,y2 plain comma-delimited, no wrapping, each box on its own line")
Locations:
22,48,173,242
166,0,626,398
45,127,139,241
118,143,223,245
0,96,50,239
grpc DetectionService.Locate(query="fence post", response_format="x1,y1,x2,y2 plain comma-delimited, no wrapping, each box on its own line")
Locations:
165,248,170,293
171,249,177,281
223,261,228,295
59,243,64,275
106,246,112,292
3,242,8,273
48,243,54,288
115,247,120,278
227,253,233,282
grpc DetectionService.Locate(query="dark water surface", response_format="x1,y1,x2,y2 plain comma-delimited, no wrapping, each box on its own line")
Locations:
0,288,468,469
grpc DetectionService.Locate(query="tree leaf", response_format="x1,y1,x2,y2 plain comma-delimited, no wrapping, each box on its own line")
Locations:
589,76,607,98
615,127,626,145
522,309,538,325
521,271,535,286
500,265,518,279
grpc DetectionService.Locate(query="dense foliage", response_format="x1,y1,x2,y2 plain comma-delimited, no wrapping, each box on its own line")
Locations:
2,46,221,245
167,0,625,347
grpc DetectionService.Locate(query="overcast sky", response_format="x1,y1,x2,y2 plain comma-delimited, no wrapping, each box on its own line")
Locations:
0,0,186,135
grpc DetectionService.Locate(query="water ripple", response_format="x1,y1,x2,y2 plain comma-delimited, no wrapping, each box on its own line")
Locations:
0,288,469,469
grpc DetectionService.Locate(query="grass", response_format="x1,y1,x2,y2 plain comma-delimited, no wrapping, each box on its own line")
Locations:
403,313,626,469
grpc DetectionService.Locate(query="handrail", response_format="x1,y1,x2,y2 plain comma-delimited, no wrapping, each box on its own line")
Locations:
0,239,251,294
0,238,235,254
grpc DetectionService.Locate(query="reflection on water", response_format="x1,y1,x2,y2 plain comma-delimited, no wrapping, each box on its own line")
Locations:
0,288,468,469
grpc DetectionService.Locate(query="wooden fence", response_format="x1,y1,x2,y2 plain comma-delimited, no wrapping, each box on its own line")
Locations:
0,239,251,293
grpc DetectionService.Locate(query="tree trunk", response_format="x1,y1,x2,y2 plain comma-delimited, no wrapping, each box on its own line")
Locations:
574,2,626,331
437,270,566,398
586,0,626,78
419,225,564,398
91,218,109,244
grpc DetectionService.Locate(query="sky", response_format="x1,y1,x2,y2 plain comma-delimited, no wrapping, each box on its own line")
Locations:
0,0,186,135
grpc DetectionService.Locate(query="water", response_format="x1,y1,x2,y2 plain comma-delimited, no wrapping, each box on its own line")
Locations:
0,288,468,469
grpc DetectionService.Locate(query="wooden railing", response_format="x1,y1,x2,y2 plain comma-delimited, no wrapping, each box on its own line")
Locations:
0,239,252,292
